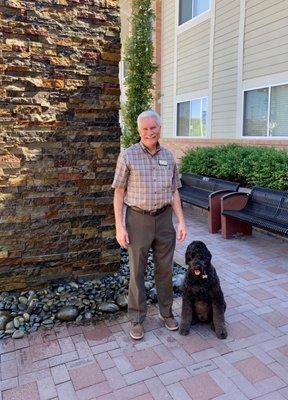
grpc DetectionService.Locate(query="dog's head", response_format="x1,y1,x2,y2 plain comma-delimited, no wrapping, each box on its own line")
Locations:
185,241,212,278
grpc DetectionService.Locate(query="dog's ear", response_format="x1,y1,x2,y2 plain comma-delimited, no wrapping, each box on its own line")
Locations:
204,247,212,264
185,250,193,265
185,242,196,265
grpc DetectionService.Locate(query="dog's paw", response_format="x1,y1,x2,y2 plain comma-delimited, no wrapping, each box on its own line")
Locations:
179,325,190,336
215,327,227,340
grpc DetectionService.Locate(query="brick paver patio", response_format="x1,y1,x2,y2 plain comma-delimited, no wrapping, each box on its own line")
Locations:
1,205,287,400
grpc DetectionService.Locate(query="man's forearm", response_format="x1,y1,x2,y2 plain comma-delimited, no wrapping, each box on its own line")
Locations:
171,189,185,223
113,188,125,228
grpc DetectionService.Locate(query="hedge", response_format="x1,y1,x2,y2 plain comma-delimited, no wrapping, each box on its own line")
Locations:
179,144,288,190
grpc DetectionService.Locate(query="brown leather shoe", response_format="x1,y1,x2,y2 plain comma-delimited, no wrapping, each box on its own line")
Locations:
160,315,179,331
130,323,144,340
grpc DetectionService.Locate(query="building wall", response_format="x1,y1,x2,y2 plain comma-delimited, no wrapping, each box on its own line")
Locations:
120,0,131,45
160,0,288,154
211,0,240,138
244,0,288,80
177,20,210,95
0,0,121,290
160,0,175,138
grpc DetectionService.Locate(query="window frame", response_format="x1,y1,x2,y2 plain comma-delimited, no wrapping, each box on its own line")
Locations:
176,96,208,138
242,82,288,139
178,0,211,29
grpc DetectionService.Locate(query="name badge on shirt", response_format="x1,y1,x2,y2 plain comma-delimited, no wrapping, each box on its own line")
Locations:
158,159,168,166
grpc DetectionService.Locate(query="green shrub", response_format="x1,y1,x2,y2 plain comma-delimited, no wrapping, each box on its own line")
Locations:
179,144,288,190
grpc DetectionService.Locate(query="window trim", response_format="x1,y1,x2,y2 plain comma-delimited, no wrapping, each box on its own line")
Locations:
177,0,211,34
176,96,208,138
119,60,127,103
242,81,288,139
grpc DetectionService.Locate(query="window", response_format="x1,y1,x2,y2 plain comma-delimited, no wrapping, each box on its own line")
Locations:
177,97,207,137
179,0,210,25
243,88,268,137
243,84,288,137
270,85,288,136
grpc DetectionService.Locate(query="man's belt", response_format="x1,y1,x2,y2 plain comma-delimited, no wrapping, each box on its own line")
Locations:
129,205,170,216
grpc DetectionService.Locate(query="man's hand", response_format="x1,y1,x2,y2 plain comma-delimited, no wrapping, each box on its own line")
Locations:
171,190,186,242
114,188,129,248
177,222,186,242
116,225,130,249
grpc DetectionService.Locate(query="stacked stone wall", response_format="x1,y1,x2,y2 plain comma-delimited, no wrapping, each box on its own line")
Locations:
0,0,121,290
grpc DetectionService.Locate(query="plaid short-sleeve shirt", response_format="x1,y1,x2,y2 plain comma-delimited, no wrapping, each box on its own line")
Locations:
112,142,181,211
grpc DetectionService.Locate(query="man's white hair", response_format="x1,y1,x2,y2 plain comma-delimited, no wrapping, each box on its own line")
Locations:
137,110,161,127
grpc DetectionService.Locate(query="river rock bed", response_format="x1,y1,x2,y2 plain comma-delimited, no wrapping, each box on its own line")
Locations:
0,250,186,340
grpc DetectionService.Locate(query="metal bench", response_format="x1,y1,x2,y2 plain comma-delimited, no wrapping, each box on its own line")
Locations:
221,187,288,239
179,173,240,233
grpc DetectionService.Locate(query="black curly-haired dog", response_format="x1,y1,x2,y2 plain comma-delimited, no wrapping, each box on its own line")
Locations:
179,241,227,339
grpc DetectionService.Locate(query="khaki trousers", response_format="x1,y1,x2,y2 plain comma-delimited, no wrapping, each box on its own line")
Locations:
125,206,176,324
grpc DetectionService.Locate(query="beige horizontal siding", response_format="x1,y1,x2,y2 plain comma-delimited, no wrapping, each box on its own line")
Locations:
216,0,239,16
243,0,288,80
176,20,210,95
245,34,288,57
246,0,271,8
161,0,175,138
245,0,286,27
245,16,287,46
119,0,130,43
211,0,240,139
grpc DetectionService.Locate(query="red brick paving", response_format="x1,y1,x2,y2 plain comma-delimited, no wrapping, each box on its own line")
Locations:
83,324,113,344
134,394,154,400
261,311,288,328
0,206,287,400
30,341,61,362
267,266,287,275
234,356,275,383
69,362,105,390
127,348,162,370
278,345,288,357
227,321,255,340
247,288,275,300
280,282,288,292
181,372,224,399
3,382,40,400
239,271,260,281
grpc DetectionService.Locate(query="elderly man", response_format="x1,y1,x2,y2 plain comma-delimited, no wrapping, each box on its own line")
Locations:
112,110,186,340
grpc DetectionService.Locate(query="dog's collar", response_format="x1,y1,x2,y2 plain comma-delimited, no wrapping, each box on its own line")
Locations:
198,267,208,279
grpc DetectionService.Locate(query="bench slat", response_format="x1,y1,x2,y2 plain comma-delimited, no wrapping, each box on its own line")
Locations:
221,186,288,238
222,210,288,235
179,173,240,233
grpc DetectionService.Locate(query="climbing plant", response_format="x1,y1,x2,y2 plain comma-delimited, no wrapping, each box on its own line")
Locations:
121,0,157,147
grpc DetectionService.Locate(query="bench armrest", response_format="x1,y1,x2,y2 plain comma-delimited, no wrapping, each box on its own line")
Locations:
209,189,236,199
208,190,237,233
221,192,250,212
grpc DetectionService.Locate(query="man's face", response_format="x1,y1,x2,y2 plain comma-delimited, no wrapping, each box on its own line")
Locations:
138,117,161,150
